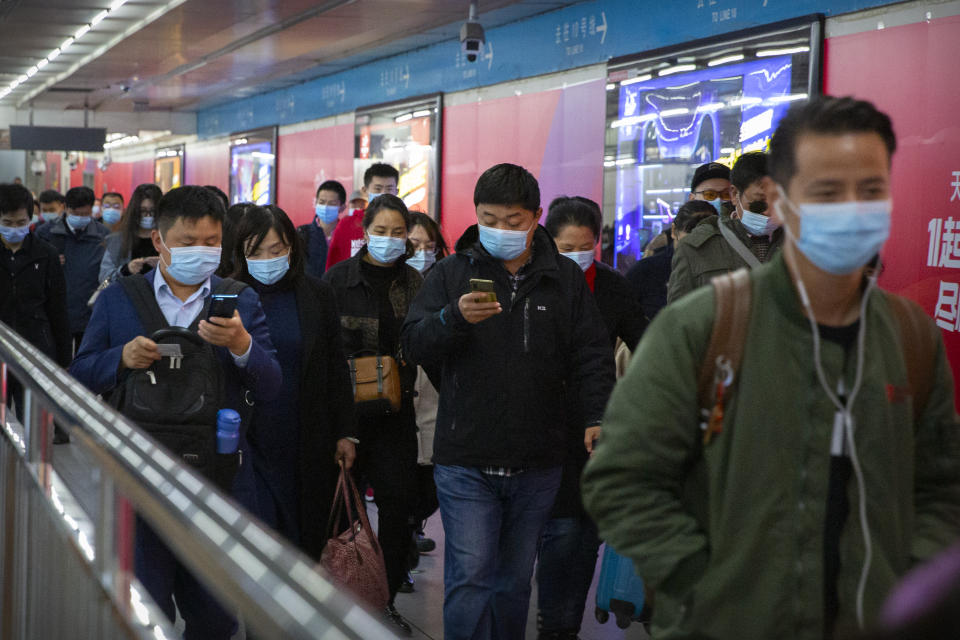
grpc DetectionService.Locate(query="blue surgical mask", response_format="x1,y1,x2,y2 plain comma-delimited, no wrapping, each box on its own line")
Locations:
407,249,436,273
740,211,780,236
247,254,290,285
67,214,92,230
366,234,407,264
367,192,382,202
478,224,532,261
562,250,595,272
160,236,222,285
707,198,725,215
41,212,59,223
0,225,30,244
775,186,891,275
315,204,340,224
140,216,155,230
101,206,122,225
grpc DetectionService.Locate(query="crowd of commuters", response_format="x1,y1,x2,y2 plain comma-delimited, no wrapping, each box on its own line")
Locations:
1,94,959,640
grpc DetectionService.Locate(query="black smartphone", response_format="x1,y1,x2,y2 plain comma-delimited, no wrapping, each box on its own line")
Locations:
207,293,239,320
469,278,497,303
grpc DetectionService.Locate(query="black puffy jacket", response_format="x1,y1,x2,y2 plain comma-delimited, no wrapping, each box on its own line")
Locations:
401,225,615,469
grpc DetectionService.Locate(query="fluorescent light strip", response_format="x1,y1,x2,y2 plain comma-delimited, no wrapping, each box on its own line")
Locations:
767,93,809,104
707,54,744,67
756,46,810,57
412,109,432,118
658,64,697,77
620,74,652,87
659,107,690,117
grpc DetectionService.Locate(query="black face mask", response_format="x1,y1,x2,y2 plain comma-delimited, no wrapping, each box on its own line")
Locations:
746,199,768,214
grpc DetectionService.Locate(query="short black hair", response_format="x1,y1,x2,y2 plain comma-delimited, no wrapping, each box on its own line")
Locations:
316,180,346,204
232,204,304,283
730,152,768,194
408,211,449,259
39,189,65,205
204,185,230,209
157,185,225,234
102,191,124,203
769,95,896,186
362,193,410,230
363,163,399,188
545,196,601,241
0,183,36,218
473,163,540,212
65,186,96,209
673,200,716,233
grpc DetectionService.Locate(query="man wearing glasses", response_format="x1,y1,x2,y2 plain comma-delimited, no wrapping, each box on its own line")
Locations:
667,158,783,303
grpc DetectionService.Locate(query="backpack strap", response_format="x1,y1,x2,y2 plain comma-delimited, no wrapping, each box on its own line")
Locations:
697,269,752,430
885,292,937,425
213,277,248,297
119,274,169,337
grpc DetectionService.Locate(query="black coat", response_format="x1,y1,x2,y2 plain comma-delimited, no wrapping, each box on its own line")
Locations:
401,225,615,469
593,261,647,352
625,244,674,321
0,234,72,367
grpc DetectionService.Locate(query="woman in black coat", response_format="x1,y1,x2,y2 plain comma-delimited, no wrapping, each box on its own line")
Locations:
231,204,358,562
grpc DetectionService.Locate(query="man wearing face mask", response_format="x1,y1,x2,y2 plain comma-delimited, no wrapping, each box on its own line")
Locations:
402,164,615,640
667,155,784,303
37,189,65,224
297,179,346,278
70,185,281,640
325,163,399,270
36,185,108,352
582,96,960,640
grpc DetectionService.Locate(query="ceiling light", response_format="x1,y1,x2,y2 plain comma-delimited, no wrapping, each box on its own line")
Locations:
91,10,109,26
61,37,75,52
37,59,49,70
412,109,432,118
707,54,744,67
620,74,652,87
111,0,128,9
658,64,697,77
26,66,38,78
394,113,413,124
47,48,61,62
605,83,616,91
756,46,810,57
17,74,27,83
74,25,91,40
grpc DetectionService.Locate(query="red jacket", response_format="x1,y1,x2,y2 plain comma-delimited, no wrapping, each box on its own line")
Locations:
324,209,366,270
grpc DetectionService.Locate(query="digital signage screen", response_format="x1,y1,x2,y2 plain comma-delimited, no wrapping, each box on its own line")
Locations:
154,146,184,193
229,127,277,205
603,18,822,271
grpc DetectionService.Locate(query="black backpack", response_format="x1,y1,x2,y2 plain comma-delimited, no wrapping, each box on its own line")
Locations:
113,274,250,490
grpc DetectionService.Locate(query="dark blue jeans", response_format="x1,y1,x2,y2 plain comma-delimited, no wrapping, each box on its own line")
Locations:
536,515,601,633
435,464,562,640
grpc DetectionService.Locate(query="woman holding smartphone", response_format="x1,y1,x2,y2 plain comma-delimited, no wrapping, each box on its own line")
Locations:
231,204,358,562
99,183,163,283
323,194,422,635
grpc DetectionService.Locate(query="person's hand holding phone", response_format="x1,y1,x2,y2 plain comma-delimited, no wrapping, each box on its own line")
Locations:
198,310,251,356
458,292,502,324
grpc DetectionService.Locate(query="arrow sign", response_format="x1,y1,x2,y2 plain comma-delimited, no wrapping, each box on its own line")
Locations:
484,41,495,70
596,11,608,44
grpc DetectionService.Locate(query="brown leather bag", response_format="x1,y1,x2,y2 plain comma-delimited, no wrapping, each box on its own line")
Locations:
319,467,390,611
348,352,402,416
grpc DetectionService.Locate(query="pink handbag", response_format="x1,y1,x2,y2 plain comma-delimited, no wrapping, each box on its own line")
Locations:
319,468,390,611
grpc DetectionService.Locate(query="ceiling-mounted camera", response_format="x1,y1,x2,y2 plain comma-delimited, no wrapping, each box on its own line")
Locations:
460,1,485,63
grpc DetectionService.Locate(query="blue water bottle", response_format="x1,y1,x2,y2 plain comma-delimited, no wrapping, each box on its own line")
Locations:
216,409,241,454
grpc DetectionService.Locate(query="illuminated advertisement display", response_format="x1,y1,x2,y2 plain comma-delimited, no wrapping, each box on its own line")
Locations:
229,127,277,205
154,146,183,193
355,94,442,218
603,18,822,270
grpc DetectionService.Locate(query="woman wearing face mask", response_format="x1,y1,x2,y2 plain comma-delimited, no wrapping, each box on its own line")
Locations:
407,211,449,276
538,196,647,640
231,204,358,563
99,184,163,283
322,194,422,635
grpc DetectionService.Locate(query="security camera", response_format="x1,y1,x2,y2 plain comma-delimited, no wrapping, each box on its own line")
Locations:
460,1,485,63
30,157,45,176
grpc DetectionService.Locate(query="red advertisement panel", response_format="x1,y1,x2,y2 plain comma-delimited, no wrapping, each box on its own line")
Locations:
826,14,960,403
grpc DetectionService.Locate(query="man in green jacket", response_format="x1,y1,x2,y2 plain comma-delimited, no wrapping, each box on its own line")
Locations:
583,96,960,640
667,153,784,303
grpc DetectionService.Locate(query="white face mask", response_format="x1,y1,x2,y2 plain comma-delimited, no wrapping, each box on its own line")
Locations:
561,250,595,272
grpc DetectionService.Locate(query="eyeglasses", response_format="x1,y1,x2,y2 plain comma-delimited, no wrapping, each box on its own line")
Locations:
693,188,731,201
140,209,156,216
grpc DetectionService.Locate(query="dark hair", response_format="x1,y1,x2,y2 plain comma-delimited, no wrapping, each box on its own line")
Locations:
363,163,399,188
65,186,95,209
38,189,65,205
769,96,896,186
544,196,601,241
730,151,768,194
316,180,346,204
673,200,716,234
157,185,225,234
218,202,255,277
473,163,540,212
362,193,410,230
0,183,35,218
119,184,163,256
408,211,449,259
231,205,304,283
204,185,230,209
102,191,124,203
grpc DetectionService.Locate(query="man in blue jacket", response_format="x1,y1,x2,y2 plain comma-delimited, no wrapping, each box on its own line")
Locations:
70,185,281,639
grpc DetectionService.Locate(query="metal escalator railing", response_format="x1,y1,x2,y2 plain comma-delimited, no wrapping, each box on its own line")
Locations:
0,321,393,639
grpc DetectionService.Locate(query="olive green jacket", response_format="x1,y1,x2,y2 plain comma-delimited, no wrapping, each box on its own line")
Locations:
582,254,960,640
666,214,783,304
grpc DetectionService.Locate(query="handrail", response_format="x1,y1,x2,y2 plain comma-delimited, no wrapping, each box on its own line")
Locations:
0,321,392,639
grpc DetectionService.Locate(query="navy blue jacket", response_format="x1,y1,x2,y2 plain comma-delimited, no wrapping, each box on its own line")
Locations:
36,216,109,334
297,222,329,279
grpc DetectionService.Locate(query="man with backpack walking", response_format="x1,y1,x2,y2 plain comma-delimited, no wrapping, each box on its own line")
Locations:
582,96,960,640
70,185,281,639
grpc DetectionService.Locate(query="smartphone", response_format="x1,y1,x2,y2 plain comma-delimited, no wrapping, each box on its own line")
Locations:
469,278,497,303
207,293,239,320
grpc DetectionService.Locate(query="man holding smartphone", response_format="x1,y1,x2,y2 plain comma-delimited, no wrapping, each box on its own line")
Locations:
71,185,281,640
402,163,615,640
